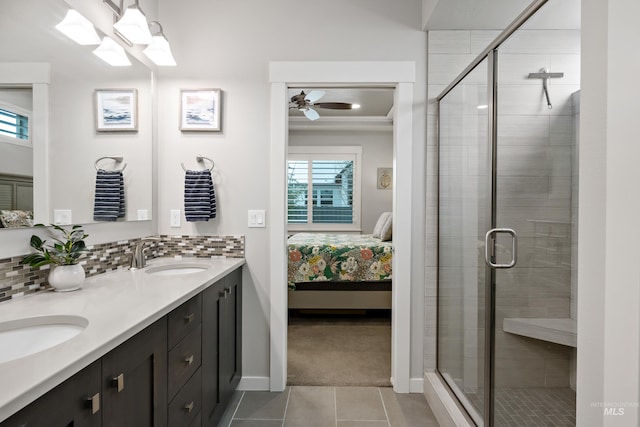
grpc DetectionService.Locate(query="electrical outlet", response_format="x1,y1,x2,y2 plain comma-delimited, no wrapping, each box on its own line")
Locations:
137,209,149,220
53,209,72,225
170,209,181,227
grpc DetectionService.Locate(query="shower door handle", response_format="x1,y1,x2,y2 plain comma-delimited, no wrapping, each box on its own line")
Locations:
484,228,518,269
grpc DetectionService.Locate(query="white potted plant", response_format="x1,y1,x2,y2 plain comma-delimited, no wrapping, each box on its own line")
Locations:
22,224,89,292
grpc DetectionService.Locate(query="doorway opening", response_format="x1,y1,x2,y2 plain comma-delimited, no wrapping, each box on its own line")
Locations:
269,61,415,392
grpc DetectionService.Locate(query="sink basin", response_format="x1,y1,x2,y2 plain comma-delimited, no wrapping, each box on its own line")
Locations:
145,263,210,276
0,315,88,364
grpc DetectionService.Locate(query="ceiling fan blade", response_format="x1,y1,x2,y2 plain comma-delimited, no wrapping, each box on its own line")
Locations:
303,108,320,121
313,102,353,110
304,90,325,104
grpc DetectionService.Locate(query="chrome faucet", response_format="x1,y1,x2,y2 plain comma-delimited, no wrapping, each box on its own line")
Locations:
130,238,160,270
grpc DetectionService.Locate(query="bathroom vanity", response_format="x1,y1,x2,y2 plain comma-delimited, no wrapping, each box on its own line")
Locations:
0,258,244,427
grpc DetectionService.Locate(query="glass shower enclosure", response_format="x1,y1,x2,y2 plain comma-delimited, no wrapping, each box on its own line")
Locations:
436,0,579,425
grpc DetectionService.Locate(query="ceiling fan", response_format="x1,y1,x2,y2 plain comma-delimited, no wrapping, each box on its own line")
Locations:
289,90,357,121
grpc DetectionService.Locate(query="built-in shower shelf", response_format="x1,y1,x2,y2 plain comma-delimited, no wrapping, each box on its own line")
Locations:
503,318,576,347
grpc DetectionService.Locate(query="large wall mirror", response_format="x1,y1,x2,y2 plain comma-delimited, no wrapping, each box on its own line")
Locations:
0,0,153,230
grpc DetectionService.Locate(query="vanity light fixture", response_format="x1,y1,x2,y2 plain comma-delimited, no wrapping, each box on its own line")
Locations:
93,37,132,66
142,21,176,66
113,0,152,45
55,9,102,45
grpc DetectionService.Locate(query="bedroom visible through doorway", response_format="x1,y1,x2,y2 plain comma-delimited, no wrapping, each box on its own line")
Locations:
286,87,394,387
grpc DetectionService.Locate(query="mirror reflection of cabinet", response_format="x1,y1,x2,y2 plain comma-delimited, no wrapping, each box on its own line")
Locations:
0,0,153,229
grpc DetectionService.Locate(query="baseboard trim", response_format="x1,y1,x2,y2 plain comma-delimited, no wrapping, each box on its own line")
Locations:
410,377,424,393
238,376,270,391
423,372,474,427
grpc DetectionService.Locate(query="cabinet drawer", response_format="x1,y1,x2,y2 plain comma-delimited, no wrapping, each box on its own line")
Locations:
168,293,202,348
168,368,202,427
168,324,202,399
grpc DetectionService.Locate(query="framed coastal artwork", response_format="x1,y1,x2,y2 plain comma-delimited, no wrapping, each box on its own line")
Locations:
180,88,221,131
94,89,138,132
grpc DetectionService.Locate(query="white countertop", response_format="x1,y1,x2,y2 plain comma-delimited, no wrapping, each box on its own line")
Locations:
0,257,245,422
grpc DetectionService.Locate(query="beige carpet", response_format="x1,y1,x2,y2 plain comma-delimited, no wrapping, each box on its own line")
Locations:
287,312,392,387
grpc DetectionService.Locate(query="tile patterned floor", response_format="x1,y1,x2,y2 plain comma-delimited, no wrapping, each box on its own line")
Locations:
222,386,440,427
467,387,576,426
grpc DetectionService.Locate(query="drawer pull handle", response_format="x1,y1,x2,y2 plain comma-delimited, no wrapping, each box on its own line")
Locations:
86,393,100,414
184,401,194,412
112,373,124,392
184,355,194,365
184,313,195,323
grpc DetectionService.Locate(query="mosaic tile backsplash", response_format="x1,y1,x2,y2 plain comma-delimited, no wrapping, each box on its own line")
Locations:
0,235,244,303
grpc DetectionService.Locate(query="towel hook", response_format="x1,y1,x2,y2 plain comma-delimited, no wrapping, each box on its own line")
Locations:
95,155,127,171
181,155,214,172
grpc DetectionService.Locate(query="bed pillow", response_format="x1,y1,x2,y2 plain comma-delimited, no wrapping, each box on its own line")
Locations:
0,210,34,228
379,213,393,241
372,212,392,239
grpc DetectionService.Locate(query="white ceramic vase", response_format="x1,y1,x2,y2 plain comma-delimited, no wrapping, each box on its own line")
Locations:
48,264,85,292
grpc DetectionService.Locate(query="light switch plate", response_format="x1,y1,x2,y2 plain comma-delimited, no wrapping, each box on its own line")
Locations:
248,210,266,228
53,209,72,225
170,209,181,227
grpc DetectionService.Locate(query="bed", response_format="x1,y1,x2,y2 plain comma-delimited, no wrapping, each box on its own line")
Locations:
287,230,393,310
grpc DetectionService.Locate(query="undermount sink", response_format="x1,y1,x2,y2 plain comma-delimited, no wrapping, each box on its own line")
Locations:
145,263,210,276
0,315,88,364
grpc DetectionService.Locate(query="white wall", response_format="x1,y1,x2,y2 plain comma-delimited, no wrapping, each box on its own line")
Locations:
578,0,640,424
157,0,426,387
289,129,393,233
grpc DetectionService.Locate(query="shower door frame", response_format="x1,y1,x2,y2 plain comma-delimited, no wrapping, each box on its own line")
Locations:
435,0,550,424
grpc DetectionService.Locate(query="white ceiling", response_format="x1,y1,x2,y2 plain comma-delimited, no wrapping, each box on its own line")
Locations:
288,87,394,131
423,0,581,30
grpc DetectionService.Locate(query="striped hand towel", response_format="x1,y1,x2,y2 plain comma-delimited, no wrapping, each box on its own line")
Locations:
93,169,125,221
184,170,217,222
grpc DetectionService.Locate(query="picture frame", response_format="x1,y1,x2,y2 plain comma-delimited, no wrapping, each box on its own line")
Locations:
180,88,221,131
377,167,392,189
94,89,138,132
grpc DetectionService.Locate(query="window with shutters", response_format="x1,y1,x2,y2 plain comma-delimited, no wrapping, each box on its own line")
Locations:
0,102,31,147
287,146,361,231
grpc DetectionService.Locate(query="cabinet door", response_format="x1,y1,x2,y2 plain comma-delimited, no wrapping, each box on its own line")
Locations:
201,280,222,426
194,267,243,427
219,268,242,405
0,359,102,427
101,318,168,427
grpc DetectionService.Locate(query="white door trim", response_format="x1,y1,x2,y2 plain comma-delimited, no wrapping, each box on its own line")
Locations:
269,61,415,392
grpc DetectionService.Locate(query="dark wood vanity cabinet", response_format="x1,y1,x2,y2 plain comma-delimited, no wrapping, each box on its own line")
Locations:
0,359,102,427
0,267,242,427
101,318,168,427
202,267,243,427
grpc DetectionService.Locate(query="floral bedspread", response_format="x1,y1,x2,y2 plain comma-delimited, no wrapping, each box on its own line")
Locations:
287,233,393,287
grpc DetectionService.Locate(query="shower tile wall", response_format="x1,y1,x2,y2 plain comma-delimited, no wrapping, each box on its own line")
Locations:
426,30,579,387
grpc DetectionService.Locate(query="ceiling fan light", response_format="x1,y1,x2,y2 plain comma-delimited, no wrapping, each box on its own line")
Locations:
113,5,152,44
93,37,132,66
55,9,101,45
143,35,176,66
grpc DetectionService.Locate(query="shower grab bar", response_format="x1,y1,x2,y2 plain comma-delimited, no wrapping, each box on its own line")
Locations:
484,228,518,269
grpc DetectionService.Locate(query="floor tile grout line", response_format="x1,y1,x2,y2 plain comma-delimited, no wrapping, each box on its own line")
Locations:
334,386,338,427
378,387,392,427
227,391,245,427
282,386,292,427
